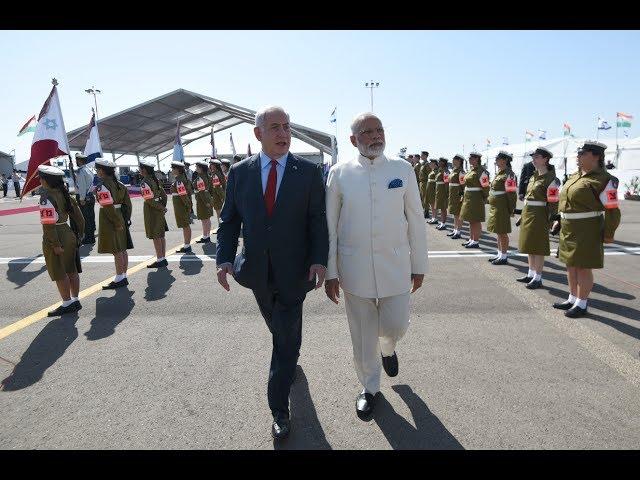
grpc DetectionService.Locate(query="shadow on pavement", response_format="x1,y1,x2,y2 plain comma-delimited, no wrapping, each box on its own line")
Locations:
144,268,176,301
201,241,217,257
78,243,95,257
1,312,79,391
6,257,47,289
179,254,203,276
273,365,332,450
373,384,464,450
85,288,135,341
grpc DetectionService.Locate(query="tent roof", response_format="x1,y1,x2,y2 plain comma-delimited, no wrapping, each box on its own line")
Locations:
67,89,335,157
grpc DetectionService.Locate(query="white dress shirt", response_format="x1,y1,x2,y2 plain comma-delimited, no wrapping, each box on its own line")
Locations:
75,164,95,201
259,151,288,196
326,154,428,298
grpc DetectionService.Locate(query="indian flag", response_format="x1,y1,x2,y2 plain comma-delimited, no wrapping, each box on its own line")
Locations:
17,115,37,136
617,112,633,128
563,122,571,136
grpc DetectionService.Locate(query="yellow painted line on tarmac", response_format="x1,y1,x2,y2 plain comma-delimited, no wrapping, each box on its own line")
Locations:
0,235,206,341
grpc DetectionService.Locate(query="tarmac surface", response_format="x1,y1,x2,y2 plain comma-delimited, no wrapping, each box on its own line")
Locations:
1,193,639,449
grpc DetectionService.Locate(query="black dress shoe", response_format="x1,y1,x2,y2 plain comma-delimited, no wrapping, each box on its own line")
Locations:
356,392,377,420
381,352,399,377
446,231,455,236
450,233,462,239
47,304,77,317
553,300,574,310
102,279,127,290
491,257,508,265
147,259,168,268
271,417,291,440
436,224,448,231
565,305,588,318
176,246,193,254
195,237,211,244
428,218,439,224
526,279,543,290
487,256,499,262
516,275,533,283
72,300,82,311
464,243,480,249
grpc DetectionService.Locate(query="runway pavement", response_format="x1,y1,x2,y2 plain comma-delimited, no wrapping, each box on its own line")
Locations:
1,196,639,449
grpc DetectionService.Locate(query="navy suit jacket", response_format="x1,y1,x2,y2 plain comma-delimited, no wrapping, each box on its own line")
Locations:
216,153,329,301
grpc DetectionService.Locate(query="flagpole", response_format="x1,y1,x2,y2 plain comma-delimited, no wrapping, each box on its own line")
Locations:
615,113,619,167
596,116,600,141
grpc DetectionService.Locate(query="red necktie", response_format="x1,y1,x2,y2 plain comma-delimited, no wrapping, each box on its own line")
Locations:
264,159,278,216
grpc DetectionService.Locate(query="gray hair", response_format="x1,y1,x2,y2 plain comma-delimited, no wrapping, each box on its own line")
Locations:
350,112,381,135
255,106,290,129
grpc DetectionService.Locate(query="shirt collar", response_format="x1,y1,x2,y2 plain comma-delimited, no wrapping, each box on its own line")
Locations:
260,151,288,170
357,153,387,166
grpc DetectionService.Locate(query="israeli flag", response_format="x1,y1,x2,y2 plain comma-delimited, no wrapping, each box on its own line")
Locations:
502,137,509,145
624,130,629,138
330,107,336,123
537,129,547,140
598,117,612,130
173,120,184,161
83,111,103,163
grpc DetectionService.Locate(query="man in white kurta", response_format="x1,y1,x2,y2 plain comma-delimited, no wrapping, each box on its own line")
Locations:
325,113,428,419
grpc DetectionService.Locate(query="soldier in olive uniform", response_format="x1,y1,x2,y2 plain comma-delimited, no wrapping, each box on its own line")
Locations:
418,152,431,219
425,158,439,224
209,158,227,224
551,141,621,318
434,157,450,230
486,151,518,265
95,158,133,290
447,154,466,240
139,159,169,268
412,155,421,186
517,147,561,289
38,165,86,317
192,159,215,244
460,152,490,248
170,161,194,254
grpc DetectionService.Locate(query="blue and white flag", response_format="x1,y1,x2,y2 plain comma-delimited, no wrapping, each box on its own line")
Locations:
173,120,184,162
502,137,509,145
329,107,336,123
598,117,612,130
230,132,237,156
537,129,547,140
624,130,629,138
83,111,103,163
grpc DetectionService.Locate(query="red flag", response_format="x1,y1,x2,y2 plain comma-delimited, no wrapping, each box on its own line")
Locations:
22,83,70,198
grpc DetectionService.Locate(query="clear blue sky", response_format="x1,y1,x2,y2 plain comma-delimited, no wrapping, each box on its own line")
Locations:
2,30,639,165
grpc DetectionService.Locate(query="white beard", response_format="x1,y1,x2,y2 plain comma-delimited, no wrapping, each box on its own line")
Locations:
358,142,385,158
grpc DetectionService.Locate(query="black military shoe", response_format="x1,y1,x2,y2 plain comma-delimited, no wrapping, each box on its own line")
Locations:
488,256,499,262
446,231,455,236
491,257,509,265
516,275,533,283
102,279,127,290
176,246,193,254
47,304,77,317
464,243,480,249
271,417,291,440
428,218,439,224
436,224,448,231
553,300,574,310
356,392,377,420
72,300,82,311
381,352,399,377
450,232,462,239
147,259,168,268
461,240,470,246
565,305,588,318
526,279,543,290
195,237,211,244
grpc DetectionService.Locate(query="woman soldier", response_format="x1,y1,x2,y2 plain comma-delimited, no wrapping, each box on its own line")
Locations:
425,158,439,224
192,159,215,244
447,154,466,240
486,151,518,265
209,158,227,224
517,147,561,289
95,158,133,290
220,158,232,178
139,159,169,268
460,152,490,248
434,157,450,230
551,141,621,318
170,161,194,254
38,165,85,317
418,155,431,219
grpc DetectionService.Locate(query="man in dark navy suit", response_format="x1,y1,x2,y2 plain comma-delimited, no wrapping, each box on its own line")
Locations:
216,106,329,440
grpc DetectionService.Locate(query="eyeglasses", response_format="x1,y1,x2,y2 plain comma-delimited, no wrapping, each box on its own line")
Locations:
358,127,385,136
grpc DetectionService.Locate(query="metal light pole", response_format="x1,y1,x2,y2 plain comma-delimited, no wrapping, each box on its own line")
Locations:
85,86,102,120
364,81,380,111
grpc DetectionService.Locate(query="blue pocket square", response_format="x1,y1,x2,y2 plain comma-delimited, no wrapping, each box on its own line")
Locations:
388,178,403,189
